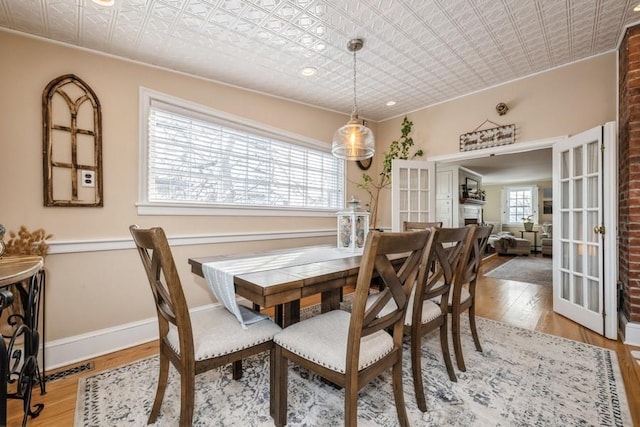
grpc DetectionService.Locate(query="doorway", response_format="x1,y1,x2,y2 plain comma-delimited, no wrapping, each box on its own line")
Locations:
426,128,617,339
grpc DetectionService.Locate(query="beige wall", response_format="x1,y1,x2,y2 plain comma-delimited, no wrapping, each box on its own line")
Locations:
0,30,617,358
369,52,617,227
0,31,360,342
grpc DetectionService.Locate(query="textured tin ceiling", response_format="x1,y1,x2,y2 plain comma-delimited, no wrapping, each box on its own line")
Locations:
0,0,637,121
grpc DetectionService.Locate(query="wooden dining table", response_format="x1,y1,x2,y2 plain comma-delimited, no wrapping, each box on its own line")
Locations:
188,245,366,327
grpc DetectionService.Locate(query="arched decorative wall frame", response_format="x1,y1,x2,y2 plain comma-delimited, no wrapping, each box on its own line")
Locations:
42,74,103,207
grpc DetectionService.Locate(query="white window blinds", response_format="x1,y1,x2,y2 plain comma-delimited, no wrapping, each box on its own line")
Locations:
144,97,344,212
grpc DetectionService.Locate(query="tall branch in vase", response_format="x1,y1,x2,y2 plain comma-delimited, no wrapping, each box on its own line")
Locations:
357,117,423,228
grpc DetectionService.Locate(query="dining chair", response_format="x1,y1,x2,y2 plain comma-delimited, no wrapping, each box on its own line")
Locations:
369,225,472,411
129,225,282,426
407,226,473,411
272,229,432,427
449,224,493,372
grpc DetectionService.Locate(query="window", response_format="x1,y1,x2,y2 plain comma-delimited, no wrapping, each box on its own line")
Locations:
139,89,345,216
502,186,538,225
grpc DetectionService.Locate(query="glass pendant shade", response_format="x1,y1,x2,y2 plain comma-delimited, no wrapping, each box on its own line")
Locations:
332,38,375,161
332,115,375,160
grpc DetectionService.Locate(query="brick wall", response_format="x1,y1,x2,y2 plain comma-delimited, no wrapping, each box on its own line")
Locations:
619,26,640,324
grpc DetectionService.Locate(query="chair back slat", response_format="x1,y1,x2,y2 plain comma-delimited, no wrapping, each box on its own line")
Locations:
454,224,493,299
130,226,193,344
468,225,493,279
413,227,472,322
350,230,431,342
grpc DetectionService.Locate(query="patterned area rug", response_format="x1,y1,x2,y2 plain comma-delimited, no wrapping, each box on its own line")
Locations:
484,255,553,285
74,315,631,426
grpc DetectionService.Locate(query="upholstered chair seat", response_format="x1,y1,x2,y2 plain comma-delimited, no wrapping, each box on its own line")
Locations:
166,306,281,360
274,310,393,373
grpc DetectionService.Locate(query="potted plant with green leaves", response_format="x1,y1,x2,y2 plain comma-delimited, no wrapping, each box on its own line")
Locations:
521,215,534,231
356,116,423,229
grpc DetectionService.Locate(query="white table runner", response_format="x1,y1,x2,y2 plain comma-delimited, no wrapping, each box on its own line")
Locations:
202,246,363,328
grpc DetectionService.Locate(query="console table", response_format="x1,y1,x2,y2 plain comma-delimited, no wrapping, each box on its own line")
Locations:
0,256,46,426
519,230,539,253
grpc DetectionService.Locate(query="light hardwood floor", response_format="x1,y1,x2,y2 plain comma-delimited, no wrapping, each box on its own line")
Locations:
8,254,640,426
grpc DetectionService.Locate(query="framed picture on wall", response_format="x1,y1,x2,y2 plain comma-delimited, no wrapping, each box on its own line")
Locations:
543,200,552,214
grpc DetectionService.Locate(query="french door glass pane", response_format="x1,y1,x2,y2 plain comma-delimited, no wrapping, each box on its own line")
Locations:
587,141,598,174
573,146,583,176
573,178,583,208
562,271,570,300
409,190,419,210
400,191,408,210
399,169,408,188
573,243,583,273
587,176,598,208
562,242,570,268
420,171,428,188
588,279,599,312
587,244,599,277
409,169,418,189
573,211,583,240
562,181,569,209
561,151,569,179
573,275,584,305
562,212,569,239
587,211,598,243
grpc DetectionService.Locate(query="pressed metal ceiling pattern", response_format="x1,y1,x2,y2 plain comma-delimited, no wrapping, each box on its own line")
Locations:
0,0,637,120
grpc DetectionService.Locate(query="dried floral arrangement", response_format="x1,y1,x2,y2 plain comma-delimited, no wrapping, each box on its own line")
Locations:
4,226,53,257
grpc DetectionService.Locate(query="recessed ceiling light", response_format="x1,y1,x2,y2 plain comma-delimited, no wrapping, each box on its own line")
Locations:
92,0,115,5
635,3,640,11
386,101,396,106
300,67,317,77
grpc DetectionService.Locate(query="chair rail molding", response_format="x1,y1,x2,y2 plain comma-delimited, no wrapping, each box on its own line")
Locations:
47,229,335,254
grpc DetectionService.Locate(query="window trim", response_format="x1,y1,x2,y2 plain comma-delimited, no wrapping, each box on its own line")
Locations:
501,185,539,225
138,87,345,217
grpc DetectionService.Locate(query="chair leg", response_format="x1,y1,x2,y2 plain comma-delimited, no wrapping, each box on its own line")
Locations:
273,346,288,427
440,320,457,382
148,351,169,424
410,330,428,412
344,381,358,427
451,308,466,372
391,357,409,427
469,304,483,352
232,360,243,380
179,368,195,427
269,348,276,419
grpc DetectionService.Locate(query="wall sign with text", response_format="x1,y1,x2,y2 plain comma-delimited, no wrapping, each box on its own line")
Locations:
459,124,516,152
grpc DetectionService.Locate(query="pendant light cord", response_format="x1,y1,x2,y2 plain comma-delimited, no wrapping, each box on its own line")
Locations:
352,46,358,116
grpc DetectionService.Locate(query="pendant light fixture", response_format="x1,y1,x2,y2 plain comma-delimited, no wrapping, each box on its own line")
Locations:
332,38,375,161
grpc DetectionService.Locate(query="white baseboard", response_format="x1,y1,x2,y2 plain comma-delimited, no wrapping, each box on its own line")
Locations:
620,313,640,346
44,303,219,370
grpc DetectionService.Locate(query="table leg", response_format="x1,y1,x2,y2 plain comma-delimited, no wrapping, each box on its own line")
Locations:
280,300,300,328
321,289,341,313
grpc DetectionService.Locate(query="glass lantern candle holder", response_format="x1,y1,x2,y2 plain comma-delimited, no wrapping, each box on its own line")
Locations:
337,197,370,251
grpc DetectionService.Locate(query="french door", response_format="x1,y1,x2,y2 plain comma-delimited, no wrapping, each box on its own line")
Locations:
552,123,617,339
390,159,436,231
